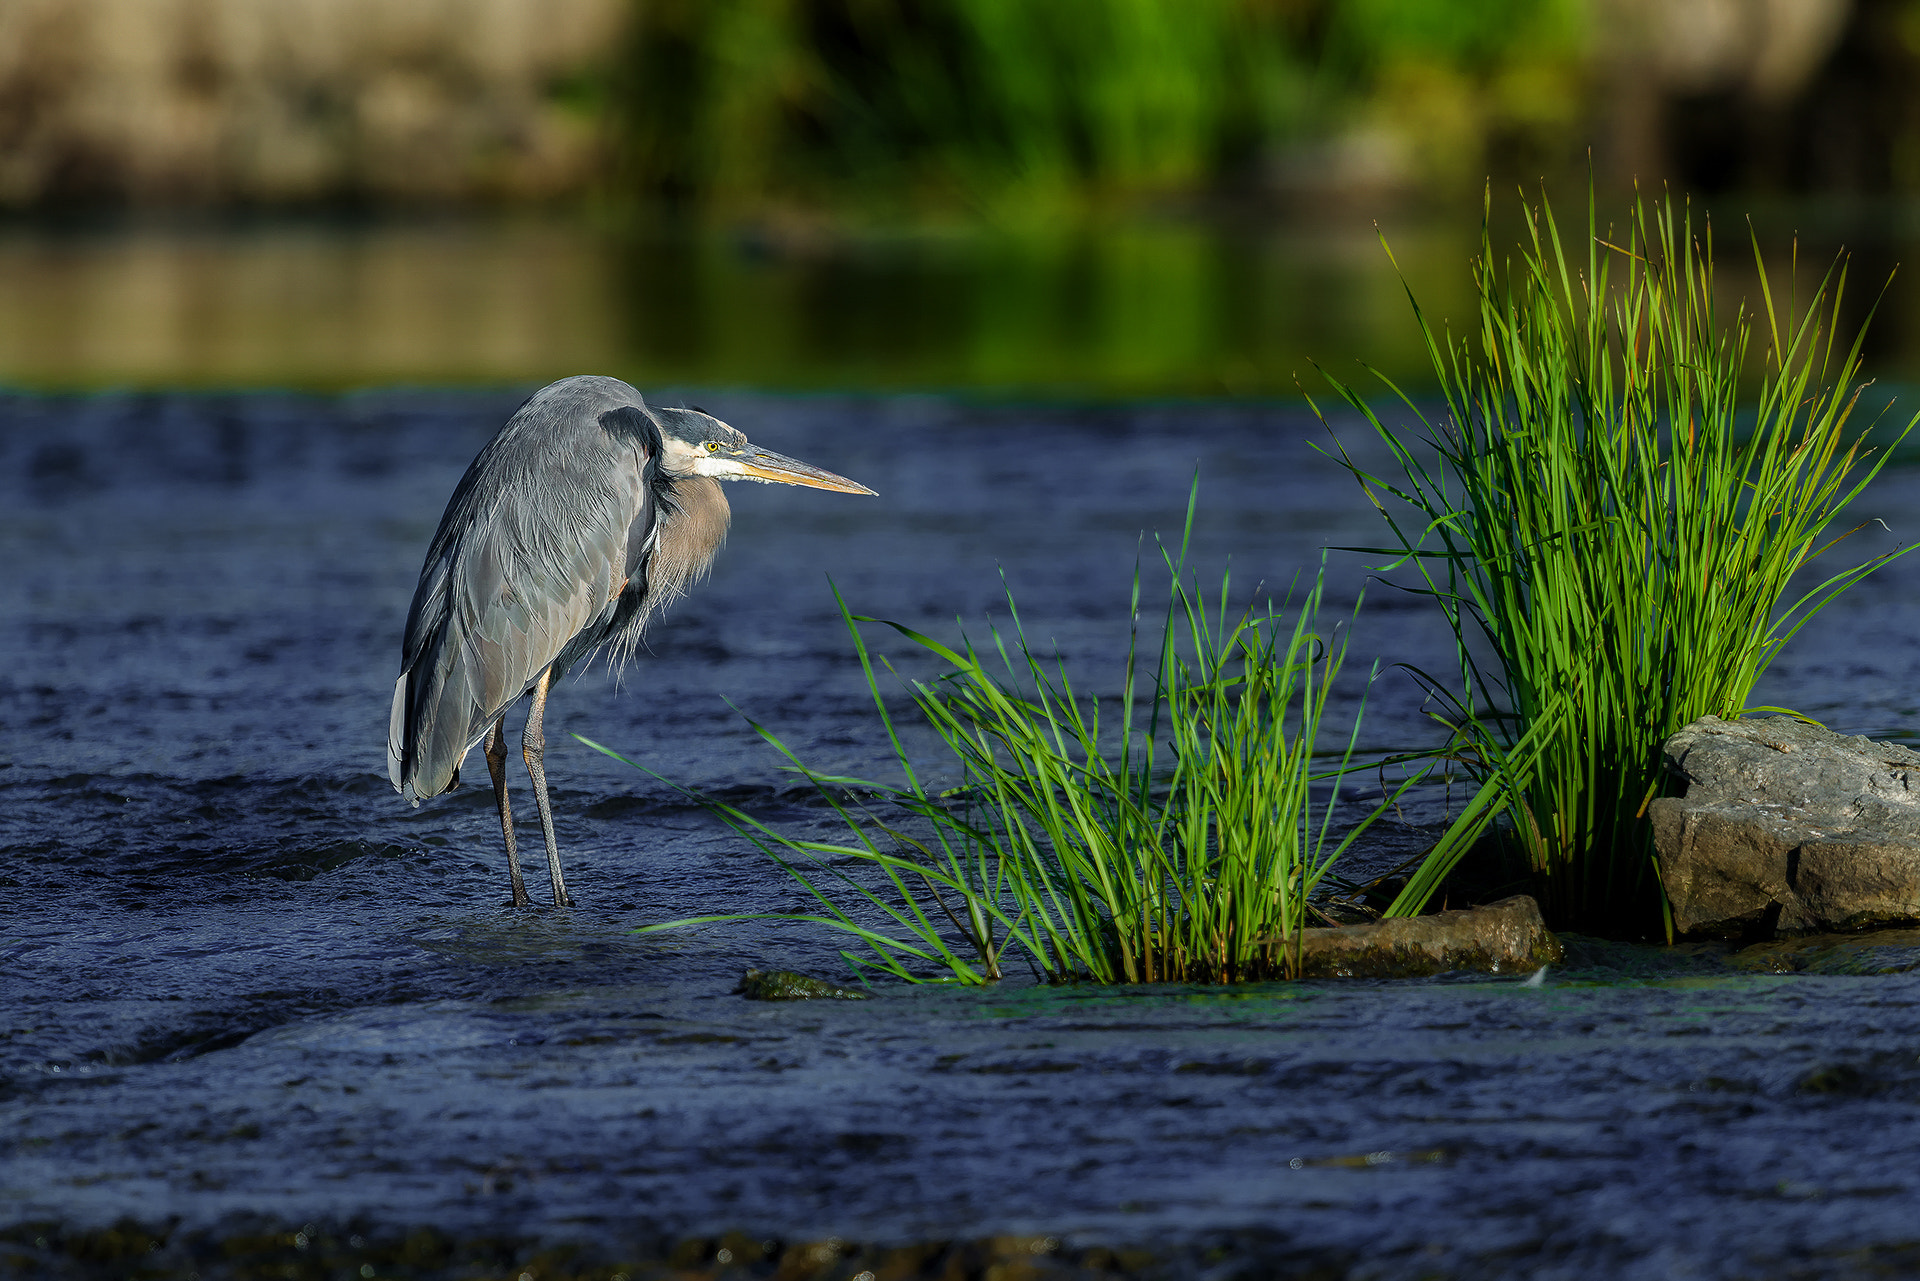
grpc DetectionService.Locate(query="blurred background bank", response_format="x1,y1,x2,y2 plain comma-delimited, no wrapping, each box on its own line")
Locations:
0,0,1916,394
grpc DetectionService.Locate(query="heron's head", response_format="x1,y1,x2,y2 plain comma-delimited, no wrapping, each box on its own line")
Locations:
653,406,875,496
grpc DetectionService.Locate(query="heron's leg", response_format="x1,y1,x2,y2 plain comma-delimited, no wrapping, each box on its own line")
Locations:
522,667,572,908
485,716,530,909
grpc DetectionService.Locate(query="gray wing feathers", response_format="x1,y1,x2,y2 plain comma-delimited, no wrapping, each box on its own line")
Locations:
392,378,653,802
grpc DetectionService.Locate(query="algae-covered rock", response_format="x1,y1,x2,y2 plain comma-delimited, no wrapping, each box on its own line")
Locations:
1652,715,1920,937
735,969,869,1000
1295,895,1562,978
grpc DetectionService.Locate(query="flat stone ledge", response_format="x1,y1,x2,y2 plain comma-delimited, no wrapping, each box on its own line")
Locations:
1297,895,1562,978
1724,926,1920,976
1653,715,1920,937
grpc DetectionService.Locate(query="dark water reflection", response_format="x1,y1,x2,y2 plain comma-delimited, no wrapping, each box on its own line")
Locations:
7,391,1920,1277
7,208,1920,396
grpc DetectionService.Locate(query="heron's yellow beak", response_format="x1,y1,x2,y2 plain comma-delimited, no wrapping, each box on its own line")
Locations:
729,445,876,495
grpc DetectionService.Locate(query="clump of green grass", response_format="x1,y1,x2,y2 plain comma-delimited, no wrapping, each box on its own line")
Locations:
1317,189,1917,934
587,517,1455,984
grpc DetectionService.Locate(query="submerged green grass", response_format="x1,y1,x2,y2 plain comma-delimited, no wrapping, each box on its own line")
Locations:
1318,190,1918,934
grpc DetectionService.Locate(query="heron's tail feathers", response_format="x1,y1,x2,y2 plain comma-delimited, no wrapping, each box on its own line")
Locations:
391,655,493,805
388,674,412,802
389,664,467,805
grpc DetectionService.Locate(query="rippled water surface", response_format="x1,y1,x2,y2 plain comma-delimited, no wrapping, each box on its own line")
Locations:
7,391,1920,1279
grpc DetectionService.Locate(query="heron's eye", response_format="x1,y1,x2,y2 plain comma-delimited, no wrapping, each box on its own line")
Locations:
704,441,723,453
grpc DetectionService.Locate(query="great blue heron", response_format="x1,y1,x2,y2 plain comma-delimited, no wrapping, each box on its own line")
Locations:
388,375,875,908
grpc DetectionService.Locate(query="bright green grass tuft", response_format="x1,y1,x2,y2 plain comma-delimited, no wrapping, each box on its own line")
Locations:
1316,188,1917,935
586,504,1465,985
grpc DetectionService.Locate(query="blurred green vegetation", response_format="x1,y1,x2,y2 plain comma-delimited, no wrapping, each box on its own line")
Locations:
618,0,1588,220
16,0,1920,394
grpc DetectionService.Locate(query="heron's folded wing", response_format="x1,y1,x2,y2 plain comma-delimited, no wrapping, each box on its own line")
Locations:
396,444,650,799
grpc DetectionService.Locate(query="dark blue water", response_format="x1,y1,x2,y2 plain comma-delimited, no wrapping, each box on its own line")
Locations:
6,390,1920,1279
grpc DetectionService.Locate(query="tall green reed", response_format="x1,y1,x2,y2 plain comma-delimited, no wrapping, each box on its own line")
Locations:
1317,189,1916,934
587,524,1426,984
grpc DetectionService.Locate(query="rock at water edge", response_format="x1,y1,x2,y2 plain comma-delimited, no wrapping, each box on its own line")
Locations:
1652,715,1920,937
1296,895,1562,979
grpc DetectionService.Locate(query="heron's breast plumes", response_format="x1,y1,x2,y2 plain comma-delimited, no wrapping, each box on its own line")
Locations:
598,472,731,677
652,474,732,605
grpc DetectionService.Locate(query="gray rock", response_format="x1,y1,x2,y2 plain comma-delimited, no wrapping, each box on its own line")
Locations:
1295,895,1562,978
1651,715,1920,937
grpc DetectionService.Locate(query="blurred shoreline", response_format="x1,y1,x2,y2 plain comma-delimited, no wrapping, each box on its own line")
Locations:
5,1,1920,396
1,0,1910,219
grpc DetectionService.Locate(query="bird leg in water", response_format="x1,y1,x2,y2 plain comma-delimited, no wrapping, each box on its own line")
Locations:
522,668,572,908
485,717,531,908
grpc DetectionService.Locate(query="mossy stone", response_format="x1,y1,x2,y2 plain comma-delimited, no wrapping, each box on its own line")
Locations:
735,969,869,1000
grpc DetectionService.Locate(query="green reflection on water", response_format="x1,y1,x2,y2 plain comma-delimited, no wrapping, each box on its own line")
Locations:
610,220,1480,395
5,209,1913,395
0,215,1478,394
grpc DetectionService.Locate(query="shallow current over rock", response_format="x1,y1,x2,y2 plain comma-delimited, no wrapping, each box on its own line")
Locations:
6,391,1920,1279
